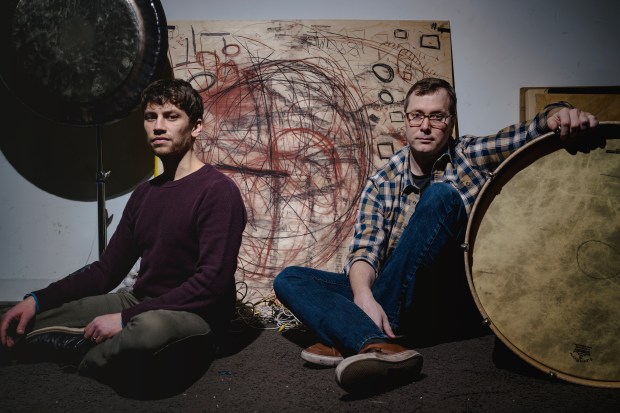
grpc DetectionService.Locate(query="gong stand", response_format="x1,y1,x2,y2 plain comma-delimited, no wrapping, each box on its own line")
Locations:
96,125,112,257
0,0,168,259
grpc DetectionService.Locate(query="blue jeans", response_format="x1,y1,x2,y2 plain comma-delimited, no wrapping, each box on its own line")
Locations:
273,182,469,355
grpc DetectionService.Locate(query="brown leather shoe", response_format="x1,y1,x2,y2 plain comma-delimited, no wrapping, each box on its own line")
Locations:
301,342,344,367
335,342,423,394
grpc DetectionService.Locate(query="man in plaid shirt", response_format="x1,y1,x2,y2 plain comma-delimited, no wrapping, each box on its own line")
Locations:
274,77,600,394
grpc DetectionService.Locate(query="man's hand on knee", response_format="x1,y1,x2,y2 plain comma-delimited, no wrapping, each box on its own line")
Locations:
0,296,36,347
84,313,122,343
353,292,396,338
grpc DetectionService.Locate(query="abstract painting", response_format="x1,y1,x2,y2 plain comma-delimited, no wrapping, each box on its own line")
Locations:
166,19,454,293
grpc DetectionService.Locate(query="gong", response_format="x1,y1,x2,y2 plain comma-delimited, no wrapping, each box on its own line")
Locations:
0,0,169,255
0,0,169,126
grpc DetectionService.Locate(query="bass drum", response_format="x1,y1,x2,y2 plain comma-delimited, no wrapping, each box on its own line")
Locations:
464,122,620,388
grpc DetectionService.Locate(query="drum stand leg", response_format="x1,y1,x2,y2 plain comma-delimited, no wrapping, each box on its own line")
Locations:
96,125,111,257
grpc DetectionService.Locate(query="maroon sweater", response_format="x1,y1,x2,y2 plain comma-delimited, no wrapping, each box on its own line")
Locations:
34,164,247,330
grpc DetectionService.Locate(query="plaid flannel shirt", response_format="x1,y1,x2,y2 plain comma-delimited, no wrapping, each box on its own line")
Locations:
344,102,570,275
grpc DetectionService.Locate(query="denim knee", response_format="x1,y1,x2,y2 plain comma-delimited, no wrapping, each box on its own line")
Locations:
421,182,461,205
273,266,301,299
419,183,465,218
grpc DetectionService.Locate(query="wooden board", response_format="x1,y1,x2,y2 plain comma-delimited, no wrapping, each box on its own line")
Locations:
166,19,454,293
520,87,620,122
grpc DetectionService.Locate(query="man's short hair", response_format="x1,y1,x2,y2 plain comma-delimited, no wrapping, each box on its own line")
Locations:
141,78,204,123
404,77,457,115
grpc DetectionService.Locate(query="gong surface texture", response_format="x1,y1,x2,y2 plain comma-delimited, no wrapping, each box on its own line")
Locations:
1,0,167,126
469,134,619,387
0,0,168,199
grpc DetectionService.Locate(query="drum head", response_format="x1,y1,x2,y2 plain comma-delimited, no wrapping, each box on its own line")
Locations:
465,123,620,388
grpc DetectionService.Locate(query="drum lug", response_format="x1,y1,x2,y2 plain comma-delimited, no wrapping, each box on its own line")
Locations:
460,242,469,252
482,318,491,326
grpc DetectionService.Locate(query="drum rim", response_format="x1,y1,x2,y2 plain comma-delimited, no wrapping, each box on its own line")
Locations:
463,121,620,388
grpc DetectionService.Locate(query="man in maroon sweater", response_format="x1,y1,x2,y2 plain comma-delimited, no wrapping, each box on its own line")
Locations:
0,79,247,382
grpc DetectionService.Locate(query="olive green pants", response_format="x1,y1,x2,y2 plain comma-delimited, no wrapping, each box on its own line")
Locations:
31,292,212,374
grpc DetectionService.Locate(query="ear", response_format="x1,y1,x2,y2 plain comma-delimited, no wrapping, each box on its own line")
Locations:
191,118,203,138
449,122,457,141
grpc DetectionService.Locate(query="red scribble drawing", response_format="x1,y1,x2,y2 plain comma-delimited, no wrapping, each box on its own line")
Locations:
166,20,453,290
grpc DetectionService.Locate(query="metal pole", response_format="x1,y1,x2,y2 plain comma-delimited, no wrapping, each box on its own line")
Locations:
96,125,110,257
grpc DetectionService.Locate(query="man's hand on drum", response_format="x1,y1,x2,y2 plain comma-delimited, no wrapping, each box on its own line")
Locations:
548,107,603,154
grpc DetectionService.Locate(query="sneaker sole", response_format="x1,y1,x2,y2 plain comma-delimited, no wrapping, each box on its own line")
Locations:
26,326,85,339
21,326,93,366
335,349,423,393
301,349,344,367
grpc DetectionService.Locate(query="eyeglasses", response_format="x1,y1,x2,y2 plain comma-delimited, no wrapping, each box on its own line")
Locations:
405,112,454,129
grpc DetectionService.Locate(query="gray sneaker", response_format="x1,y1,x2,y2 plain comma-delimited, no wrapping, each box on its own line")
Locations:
24,326,96,364
335,342,423,394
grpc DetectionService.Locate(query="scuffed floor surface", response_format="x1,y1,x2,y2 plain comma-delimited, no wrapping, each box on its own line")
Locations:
1,321,619,413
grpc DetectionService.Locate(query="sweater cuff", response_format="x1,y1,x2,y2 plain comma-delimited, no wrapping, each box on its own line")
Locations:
23,292,40,313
